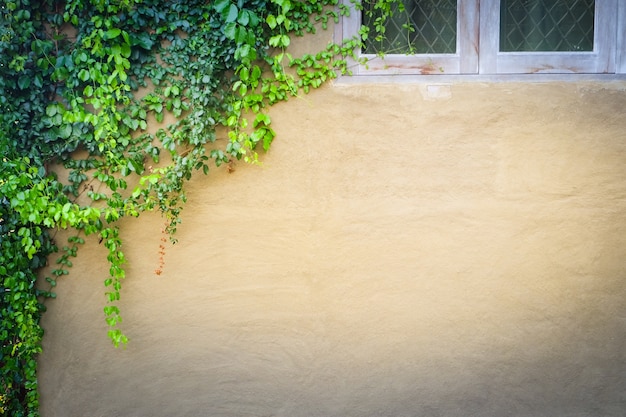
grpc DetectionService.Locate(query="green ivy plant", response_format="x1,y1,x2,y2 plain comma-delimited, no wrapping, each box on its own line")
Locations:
0,0,406,415
0,0,353,415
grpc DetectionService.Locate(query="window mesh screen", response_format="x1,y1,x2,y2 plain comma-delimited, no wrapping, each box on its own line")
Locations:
362,0,457,54
500,0,595,52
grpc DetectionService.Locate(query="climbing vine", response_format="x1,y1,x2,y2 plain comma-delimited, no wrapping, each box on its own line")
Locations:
0,0,408,415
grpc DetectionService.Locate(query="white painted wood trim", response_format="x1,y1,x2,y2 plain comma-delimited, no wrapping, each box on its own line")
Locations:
336,0,623,76
478,0,617,74
478,0,499,74
459,0,479,73
616,1,626,73
336,0,363,75
489,0,617,74
338,0,478,75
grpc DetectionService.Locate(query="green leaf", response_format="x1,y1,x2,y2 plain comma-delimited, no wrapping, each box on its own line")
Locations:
105,28,121,39
247,10,260,27
238,9,250,26
266,14,277,29
33,74,44,88
252,65,261,80
46,105,58,117
254,113,270,127
130,32,154,50
225,4,238,23
18,75,31,89
224,22,236,40
121,43,131,58
238,66,249,81
59,124,72,139
262,128,275,151
78,69,90,82
214,0,230,13
236,26,248,44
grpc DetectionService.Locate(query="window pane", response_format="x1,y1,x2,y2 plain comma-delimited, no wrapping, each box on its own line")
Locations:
500,0,594,52
362,0,457,54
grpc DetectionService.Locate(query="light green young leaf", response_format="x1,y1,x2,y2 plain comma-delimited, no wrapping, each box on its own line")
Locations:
105,28,122,39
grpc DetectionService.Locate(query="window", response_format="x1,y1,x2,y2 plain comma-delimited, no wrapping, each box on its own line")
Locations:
338,0,626,75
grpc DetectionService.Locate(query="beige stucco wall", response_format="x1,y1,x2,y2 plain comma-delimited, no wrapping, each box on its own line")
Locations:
38,34,626,416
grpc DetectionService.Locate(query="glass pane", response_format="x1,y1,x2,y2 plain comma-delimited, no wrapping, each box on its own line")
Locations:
500,0,594,52
362,0,457,54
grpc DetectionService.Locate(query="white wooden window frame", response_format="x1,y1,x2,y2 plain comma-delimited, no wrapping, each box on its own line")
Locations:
337,0,626,75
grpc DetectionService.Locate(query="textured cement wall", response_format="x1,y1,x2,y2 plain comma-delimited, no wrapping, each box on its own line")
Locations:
38,39,626,417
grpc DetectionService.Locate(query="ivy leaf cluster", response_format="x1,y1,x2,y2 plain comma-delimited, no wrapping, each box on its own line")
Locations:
1,0,368,415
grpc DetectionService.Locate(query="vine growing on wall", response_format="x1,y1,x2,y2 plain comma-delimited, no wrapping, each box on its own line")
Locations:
0,0,407,415
0,0,351,414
